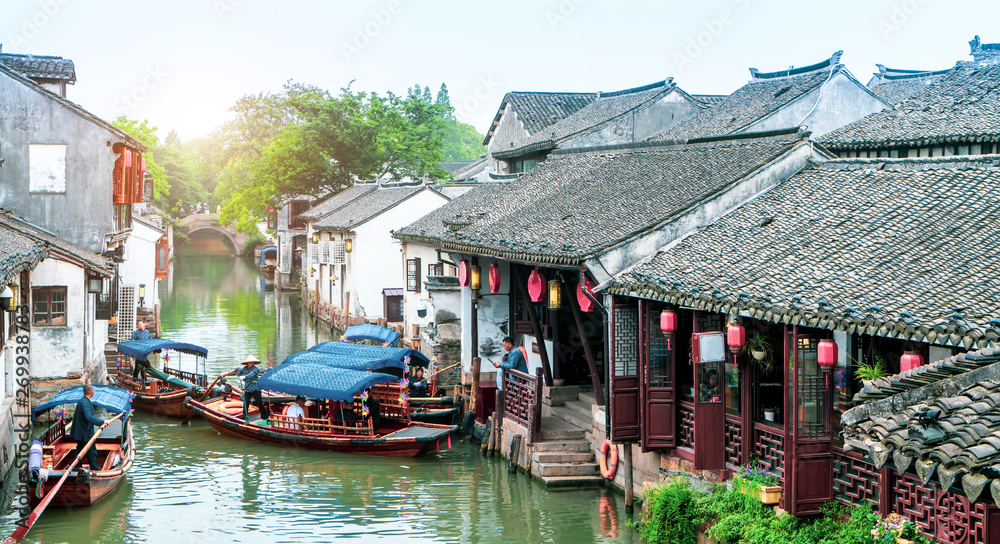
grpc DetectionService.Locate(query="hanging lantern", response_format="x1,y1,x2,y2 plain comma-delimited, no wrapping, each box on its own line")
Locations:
458,260,470,287
344,239,353,253
311,232,319,244
726,321,745,355
547,280,562,310
577,276,595,313
469,265,482,291
489,263,501,294
900,351,924,373
817,339,838,373
660,308,678,335
527,270,545,302
139,156,147,173
123,149,132,168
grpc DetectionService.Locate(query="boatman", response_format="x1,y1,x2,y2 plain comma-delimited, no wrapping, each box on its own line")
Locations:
130,321,153,379
225,355,271,425
492,337,528,390
70,385,105,473
131,320,151,341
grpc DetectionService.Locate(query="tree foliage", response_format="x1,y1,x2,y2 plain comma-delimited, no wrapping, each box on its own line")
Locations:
112,116,168,202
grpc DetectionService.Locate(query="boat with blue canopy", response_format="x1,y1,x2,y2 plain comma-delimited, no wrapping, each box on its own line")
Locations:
113,338,210,418
27,385,134,508
185,354,457,457
342,323,401,346
298,342,429,375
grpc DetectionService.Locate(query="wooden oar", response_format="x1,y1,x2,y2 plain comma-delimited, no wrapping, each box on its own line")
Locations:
178,374,226,426
3,412,125,544
424,361,460,380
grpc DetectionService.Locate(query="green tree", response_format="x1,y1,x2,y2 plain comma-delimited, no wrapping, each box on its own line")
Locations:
435,83,453,118
441,119,487,161
112,116,168,201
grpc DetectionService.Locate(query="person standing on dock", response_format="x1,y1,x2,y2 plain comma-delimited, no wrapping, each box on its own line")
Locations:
492,337,528,390
70,385,105,472
131,320,151,341
225,355,271,425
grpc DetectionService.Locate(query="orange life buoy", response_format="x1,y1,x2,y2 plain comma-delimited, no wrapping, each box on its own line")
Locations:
599,440,618,479
220,400,243,416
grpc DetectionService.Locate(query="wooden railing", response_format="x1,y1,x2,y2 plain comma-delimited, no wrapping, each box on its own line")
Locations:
164,367,208,387
502,368,535,427
116,372,144,391
39,418,66,445
358,383,410,422
269,414,373,436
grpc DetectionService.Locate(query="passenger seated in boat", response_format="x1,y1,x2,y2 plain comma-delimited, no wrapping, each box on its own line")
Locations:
285,396,306,430
327,401,360,421
409,366,428,397
366,394,381,429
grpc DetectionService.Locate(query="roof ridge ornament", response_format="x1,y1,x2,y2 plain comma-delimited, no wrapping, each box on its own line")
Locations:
749,50,844,80
970,35,1000,63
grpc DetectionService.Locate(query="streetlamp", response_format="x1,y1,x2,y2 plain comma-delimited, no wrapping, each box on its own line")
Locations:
139,284,146,309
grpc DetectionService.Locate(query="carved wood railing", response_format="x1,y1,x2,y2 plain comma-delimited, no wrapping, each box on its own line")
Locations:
163,367,208,387
358,383,410,422
269,414,373,436
530,368,543,444
502,368,536,427
724,413,744,468
678,400,695,449
752,422,785,481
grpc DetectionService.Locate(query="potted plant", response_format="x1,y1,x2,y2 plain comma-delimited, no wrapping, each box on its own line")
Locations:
854,354,888,382
762,407,776,422
871,513,921,544
733,460,781,505
742,332,774,374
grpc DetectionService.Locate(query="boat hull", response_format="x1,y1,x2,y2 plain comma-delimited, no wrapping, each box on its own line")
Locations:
114,377,192,418
186,398,456,458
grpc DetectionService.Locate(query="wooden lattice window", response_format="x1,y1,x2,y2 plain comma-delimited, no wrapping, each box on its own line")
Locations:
427,263,444,276
33,287,67,327
289,200,310,229
406,258,421,292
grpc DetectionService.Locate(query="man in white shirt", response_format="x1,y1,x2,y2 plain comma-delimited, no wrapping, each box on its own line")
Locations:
286,396,306,430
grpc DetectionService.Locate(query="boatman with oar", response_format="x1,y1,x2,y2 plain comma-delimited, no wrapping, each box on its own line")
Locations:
70,385,105,474
225,355,271,425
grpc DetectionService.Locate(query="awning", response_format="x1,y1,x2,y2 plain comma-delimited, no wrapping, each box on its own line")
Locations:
305,342,429,369
117,339,208,361
32,385,132,420
382,288,404,297
257,363,397,401
342,324,401,346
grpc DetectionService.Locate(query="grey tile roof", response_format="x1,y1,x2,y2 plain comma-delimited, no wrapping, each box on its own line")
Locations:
0,222,47,286
603,156,1000,349
298,185,377,220
866,65,950,106
394,182,513,244
841,347,1000,506
652,58,843,142
494,80,678,159
440,160,475,174
452,157,487,181
0,62,143,151
0,210,111,276
395,131,809,265
0,53,76,82
821,62,1000,150
484,92,597,145
313,186,429,231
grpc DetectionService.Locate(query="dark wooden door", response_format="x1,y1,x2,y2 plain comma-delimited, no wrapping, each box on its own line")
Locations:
787,327,834,515
692,331,725,471
640,300,675,450
609,296,640,442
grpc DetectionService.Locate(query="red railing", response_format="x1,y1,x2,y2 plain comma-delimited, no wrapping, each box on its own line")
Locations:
502,368,536,427
833,448,878,507
752,422,785,481
678,400,695,449
724,414,744,468
39,418,66,445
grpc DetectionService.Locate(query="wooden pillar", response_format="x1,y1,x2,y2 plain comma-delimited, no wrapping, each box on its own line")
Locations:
623,444,634,513
878,466,892,516
551,306,562,382
511,266,553,386
471,357,481,419
566,282,604,405
509,433,523,473
530,368,543,443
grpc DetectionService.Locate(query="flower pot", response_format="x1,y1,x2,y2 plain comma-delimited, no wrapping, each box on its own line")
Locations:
758,485,782,505
751,349,766,361
897,539,915,544
763,410,776,422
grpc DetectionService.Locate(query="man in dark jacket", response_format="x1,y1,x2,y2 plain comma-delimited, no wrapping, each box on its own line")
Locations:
225,355,271,424
70,385,105,471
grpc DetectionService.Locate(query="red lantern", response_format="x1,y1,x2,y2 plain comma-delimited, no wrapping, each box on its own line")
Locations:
726,322,745,354
527,270,545,302
660,309,678,335
489,263,501,294
817,339,838,373
458,260,470,287
577,277,595,313
140,156,147,173
123,149,132,168
900,351,924,373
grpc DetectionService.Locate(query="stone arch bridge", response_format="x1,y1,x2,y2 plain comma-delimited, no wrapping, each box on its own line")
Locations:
179,214,251,256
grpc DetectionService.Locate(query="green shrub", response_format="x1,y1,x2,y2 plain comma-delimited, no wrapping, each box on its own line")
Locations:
637,477,700,544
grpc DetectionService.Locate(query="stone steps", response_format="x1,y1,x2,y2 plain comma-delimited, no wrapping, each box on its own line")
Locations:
535,451,596,464
536,462,600,477
536,474,606,490
549,405,591,430
539,417,586,441
531,440,592,453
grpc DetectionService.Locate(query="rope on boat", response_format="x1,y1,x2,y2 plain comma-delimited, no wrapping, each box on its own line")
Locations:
37,468,49,483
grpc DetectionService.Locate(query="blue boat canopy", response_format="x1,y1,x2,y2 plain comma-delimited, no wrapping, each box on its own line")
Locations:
117,339,208,361
259,245,277,267
32,385,132,420
305,342,430,369
258,363,397,401
342,324,401,347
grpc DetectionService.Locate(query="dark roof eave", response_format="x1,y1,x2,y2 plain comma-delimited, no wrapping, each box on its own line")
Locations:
492,140,556,160
825,134,1000,150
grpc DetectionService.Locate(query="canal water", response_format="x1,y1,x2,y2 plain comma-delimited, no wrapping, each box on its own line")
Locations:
2,256,637,543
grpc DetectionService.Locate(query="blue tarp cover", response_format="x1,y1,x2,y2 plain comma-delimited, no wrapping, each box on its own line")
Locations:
304,342,430,369
117,339,208,361
32,385,132,419
258,363,397,401
342,324,401,346
259,245,276,267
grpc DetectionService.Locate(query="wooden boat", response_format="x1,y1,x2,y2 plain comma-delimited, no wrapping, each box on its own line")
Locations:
259,245,277,278
185,346,457,457
28,386,134,508
113,339,209,418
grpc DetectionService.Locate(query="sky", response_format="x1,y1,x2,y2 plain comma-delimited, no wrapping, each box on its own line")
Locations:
3,0,996,143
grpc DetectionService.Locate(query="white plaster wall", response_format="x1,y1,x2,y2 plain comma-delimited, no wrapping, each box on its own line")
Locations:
487,107,530,174
346,189,450,319
401,241,448,334
120,219,163,308
30,258,87,378
742,72,888,138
